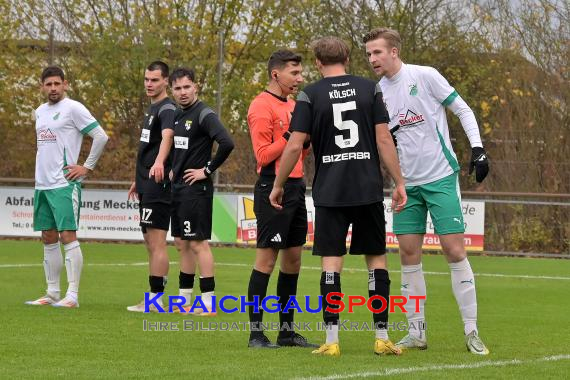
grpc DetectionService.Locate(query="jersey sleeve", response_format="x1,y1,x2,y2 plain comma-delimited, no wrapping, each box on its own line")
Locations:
247,98,287,167
289,90,312,135
158,103,176,131
71,101,100,135
373,83,390,125
200,109,235,173
424,67,459,106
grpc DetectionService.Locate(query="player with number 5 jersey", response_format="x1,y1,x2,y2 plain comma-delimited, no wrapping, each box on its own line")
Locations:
269,37,407,357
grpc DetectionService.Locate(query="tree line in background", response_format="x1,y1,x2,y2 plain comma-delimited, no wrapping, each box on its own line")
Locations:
0,0,568,252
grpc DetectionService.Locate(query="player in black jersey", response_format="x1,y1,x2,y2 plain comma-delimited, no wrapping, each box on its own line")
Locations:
269,37,407,356
127,61,176,312
169,67,234,315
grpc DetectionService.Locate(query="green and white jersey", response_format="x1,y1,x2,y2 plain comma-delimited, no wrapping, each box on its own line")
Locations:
380,64,460,186
34,97,99,190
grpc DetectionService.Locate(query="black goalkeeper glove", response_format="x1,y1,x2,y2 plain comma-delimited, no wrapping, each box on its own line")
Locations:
389,125,399,147
469,147,489,183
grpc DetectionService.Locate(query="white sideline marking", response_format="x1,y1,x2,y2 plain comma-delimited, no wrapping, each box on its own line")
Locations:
294,354,570,380
1,261,569,281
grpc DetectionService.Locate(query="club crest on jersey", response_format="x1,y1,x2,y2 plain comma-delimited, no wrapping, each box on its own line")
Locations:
53,112,61,120
409,83,418,96
148,115,154,125
185,120,193,130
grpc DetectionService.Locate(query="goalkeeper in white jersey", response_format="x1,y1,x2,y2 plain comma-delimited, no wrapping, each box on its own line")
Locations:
26,66,109,308
364,28,490,355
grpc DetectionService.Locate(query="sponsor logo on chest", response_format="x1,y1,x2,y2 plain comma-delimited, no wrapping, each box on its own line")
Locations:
174,136,189,149
37,128,57,144
398,109,425,128
140,129,150,143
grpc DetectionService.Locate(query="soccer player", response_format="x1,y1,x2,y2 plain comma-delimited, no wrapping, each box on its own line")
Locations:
269,37,407,356
364,27,490,355
169,67,234,315
26,66,109,308
127,61,178,312
246,49,318,349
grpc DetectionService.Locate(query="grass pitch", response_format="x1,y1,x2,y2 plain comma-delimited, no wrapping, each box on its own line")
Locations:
1,239,569,379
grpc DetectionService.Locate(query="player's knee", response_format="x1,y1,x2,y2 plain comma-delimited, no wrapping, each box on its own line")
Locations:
281,255,301,273
173,239,184,253
41,230,59,244
59,230,77,245
256,259,276,274
443,246,467,262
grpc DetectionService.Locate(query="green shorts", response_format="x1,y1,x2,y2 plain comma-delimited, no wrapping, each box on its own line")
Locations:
393,173,465,235
33,183,82,232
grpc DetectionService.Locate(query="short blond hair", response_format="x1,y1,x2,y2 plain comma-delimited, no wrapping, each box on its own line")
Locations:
311,36,350,65
362,27,401,53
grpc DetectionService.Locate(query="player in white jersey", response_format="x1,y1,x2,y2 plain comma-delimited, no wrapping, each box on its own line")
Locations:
26,66,108,308
364,28,490,355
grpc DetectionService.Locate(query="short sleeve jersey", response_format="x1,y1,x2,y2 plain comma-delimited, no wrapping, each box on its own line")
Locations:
135,97,176,200
247,91,304,178
290,74,389,207
34,98,100,190
379,64,460,186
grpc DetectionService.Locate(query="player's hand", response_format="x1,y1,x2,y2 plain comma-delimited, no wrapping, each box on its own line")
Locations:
469,147,489,183
149,161,164,183
127,182,138,201
269,186,284,210
391,183,407,213
63,165,89,181
183,168,207,185
169,170,173,181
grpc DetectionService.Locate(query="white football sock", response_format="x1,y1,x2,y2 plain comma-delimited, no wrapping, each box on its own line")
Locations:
401,263,427,339
375,328,388,340
201,291,214,310
63,241,83,299
179,288,193,307
43,242,62,298
149,292,163,306
325,324,339,344
449,258,478,335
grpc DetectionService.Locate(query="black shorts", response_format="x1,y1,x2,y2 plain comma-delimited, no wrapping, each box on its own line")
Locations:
254,176,307,249
139,194,171,233
171,197,213,240
313,202,386,256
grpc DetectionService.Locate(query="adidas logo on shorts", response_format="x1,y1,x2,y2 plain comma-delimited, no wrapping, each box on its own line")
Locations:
270,233,282,243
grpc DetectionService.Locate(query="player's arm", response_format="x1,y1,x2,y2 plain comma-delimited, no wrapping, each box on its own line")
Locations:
149,105,176,183
248,101,288,166
65,126,109,181
425,67,489,182
447,97,489,182
376,123,406,212
269,92,312,209
183,111,235,185
269,131,306,210
372,83,406,211
64,102,109,180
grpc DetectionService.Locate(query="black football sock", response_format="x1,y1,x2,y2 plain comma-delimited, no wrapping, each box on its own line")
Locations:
248,269,270,339
277,271,299,338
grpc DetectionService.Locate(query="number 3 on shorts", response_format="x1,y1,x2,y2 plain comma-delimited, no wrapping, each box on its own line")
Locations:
184,221,191,234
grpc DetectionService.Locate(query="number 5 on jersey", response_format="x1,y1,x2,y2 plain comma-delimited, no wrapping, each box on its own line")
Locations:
333,101,359,149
